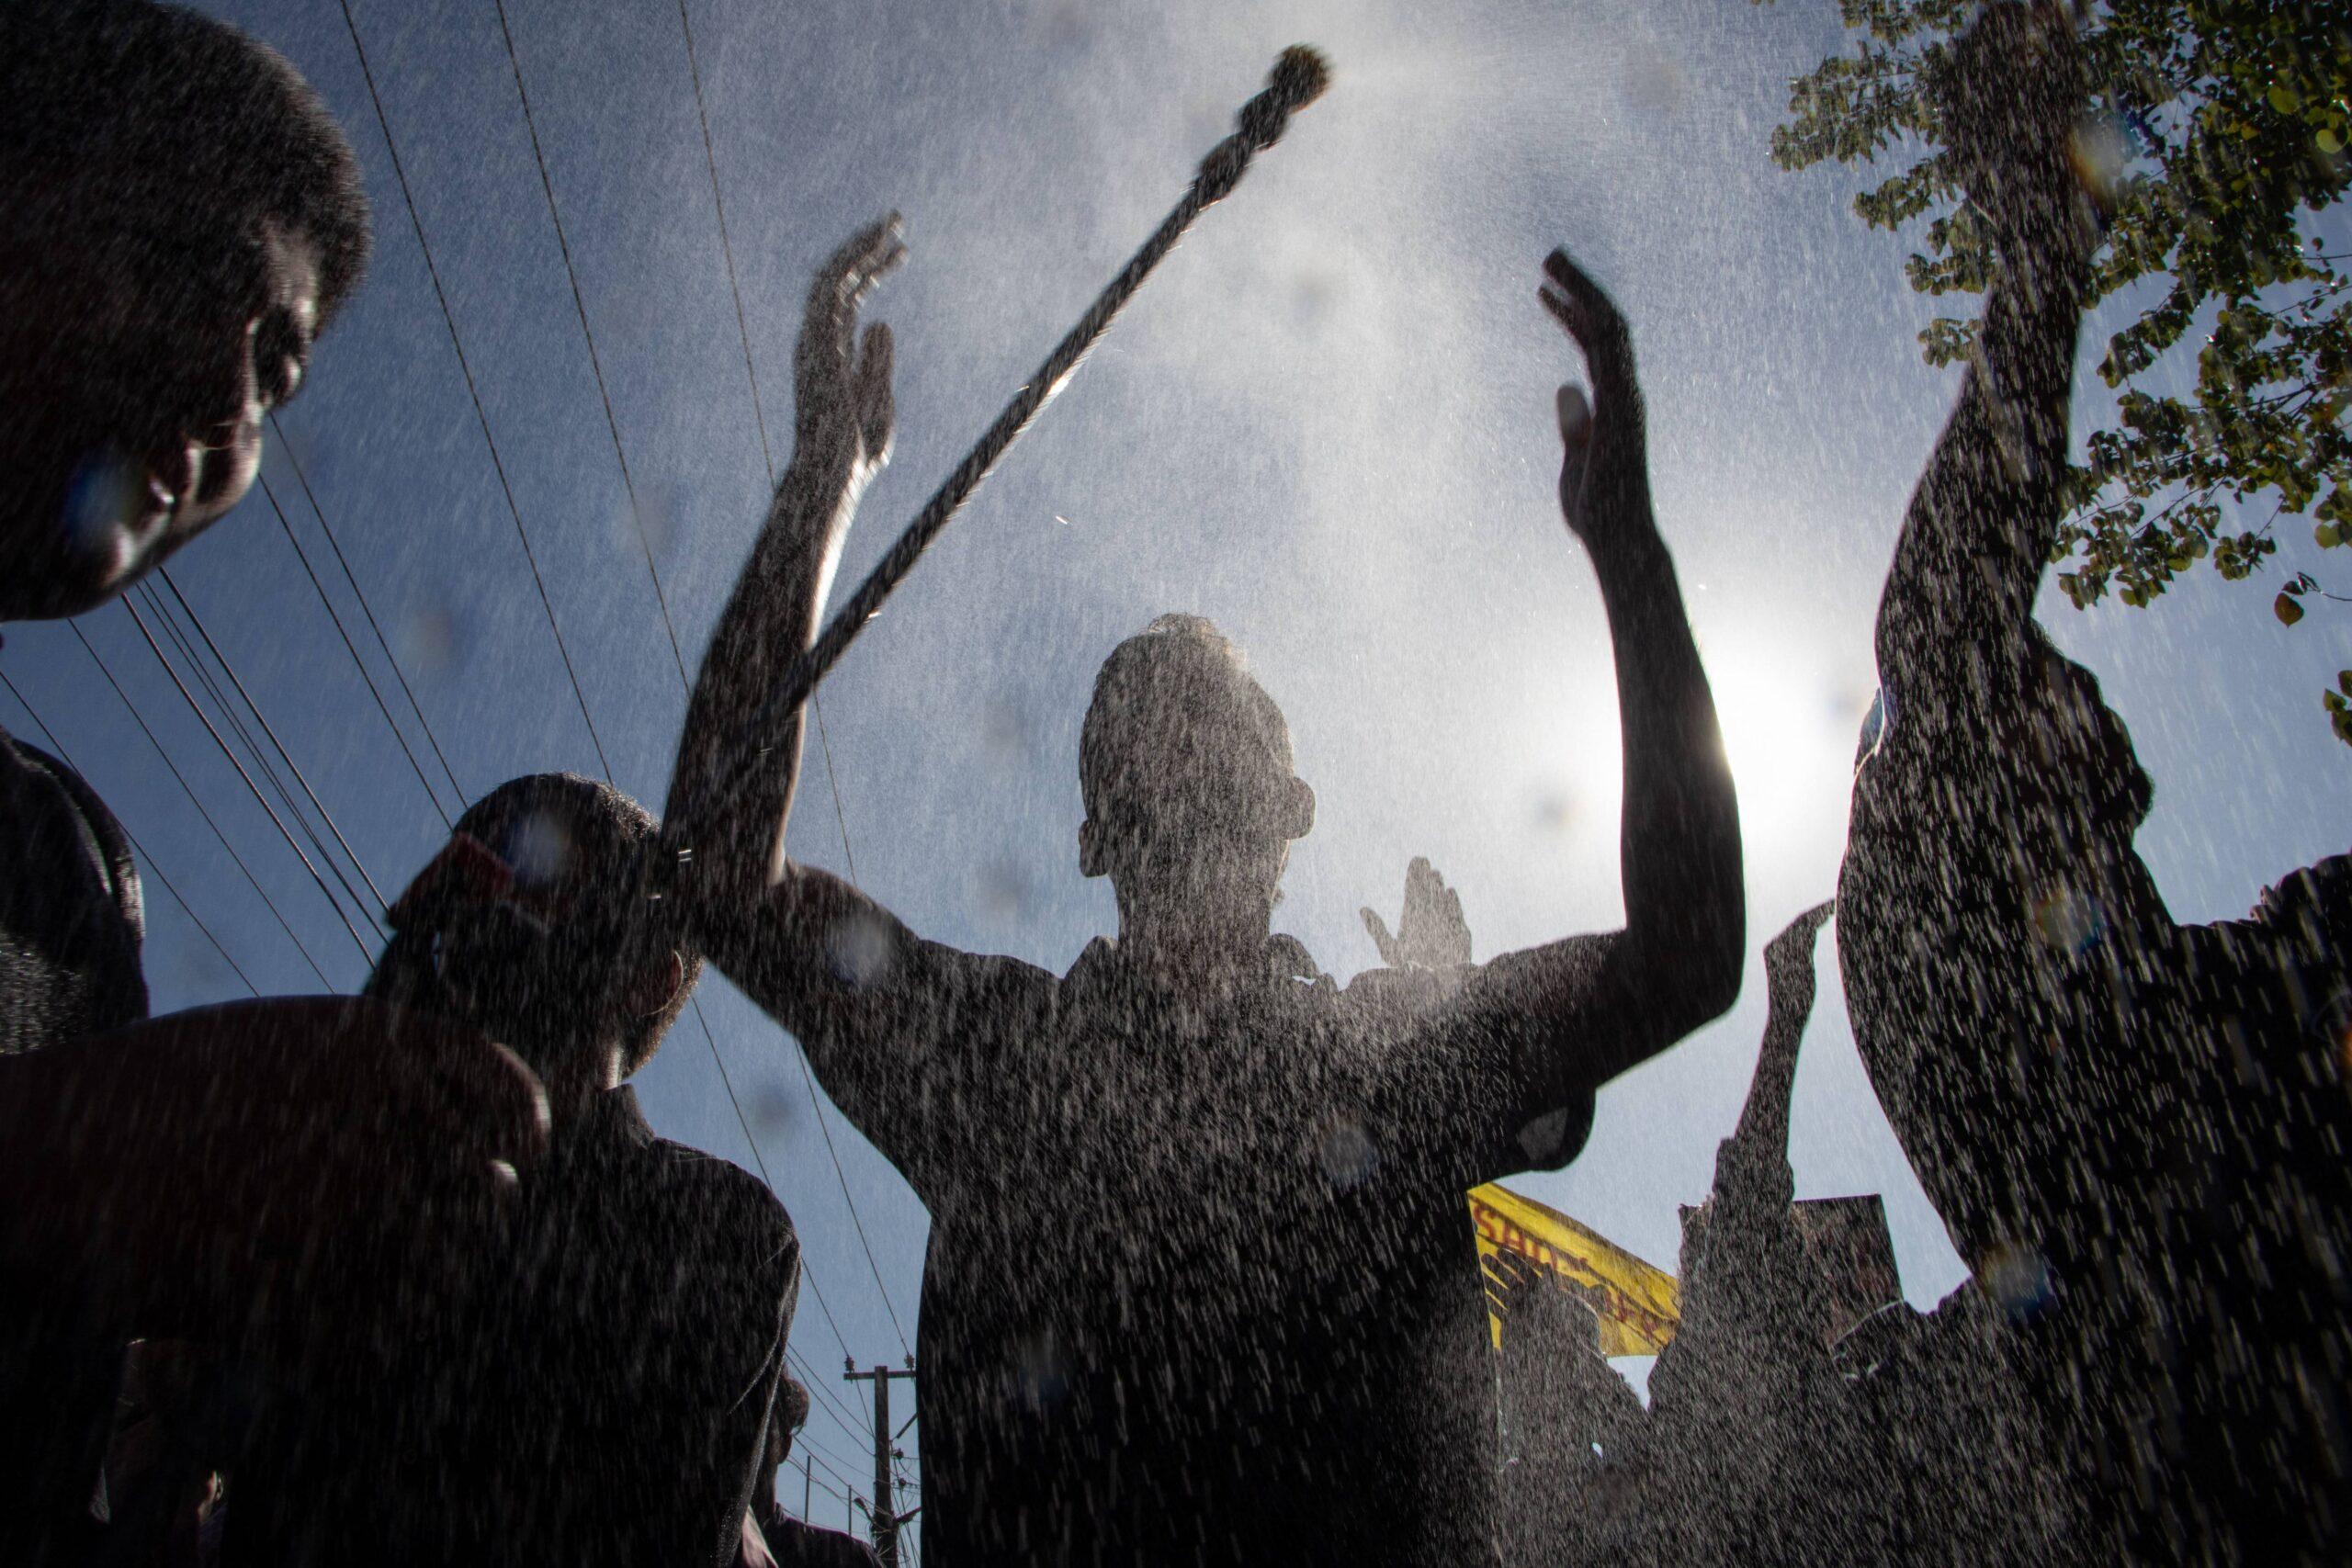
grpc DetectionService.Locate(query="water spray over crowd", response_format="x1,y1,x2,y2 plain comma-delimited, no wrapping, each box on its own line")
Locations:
2,1,2346,1564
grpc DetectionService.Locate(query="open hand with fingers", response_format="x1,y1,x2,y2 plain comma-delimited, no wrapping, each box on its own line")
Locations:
1538,249,1644,550
1363,856,1471,970
794,214,904,494
1483,1246,1547,1325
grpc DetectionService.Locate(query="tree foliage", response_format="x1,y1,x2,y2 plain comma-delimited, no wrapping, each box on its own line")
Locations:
1759,1,2352,742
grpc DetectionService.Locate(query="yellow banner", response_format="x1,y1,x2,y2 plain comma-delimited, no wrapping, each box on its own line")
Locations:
1468,1183,1679,1357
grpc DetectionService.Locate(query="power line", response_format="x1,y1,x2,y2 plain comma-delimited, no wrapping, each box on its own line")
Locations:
487,0,691,693
695,993,855,1364
0,667,258,997
786,1402,873,1495
792,1043,910,1356
266,412,468,809
65,620,334,988
673,0,911,1359
674,0,775,480
137,585,378,944
121,592,375,969
335,0,614,784
475,7,900,1369
255,471,454,828
157,568,393,921
139,581,386,949
484,0,915,1370
786,1343,878,1464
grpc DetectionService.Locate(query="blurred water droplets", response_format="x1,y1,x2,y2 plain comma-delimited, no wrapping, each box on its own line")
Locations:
2030,886,2104,955
978,857,1034,920
981,697,1033,769
616,484,682,565
1533,788,1578,834
506,809,573,890
1012,1330,1070,1414
826,911,896,988
1979,1240,2055,1319
749,1078,797,1137
1317,1113,1379,1190
397,600,461,682
1619,36,1687,120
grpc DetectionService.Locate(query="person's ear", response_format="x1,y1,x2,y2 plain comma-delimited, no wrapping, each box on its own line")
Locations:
1078,818,1107,879
1284,778,1316,840
625,948,687,1020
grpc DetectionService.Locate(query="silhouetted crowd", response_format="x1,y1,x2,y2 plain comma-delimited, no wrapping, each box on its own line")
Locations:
1,3,2344,1565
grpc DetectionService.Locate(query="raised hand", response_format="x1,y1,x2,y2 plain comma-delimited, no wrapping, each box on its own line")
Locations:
1763,899,1835,1015
1482,1246,1547,1324
794,215,904,494
1362,855,1472,969
1538,248,1644,550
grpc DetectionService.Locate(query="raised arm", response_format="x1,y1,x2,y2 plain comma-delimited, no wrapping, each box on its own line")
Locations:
1872,3,2098,703
662,221,1046,1179
1376,254,1742,1183
666,217,901,905
1536,249,1745,1060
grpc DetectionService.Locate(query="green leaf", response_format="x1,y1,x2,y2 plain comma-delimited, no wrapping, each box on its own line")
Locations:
1756,0,2352,745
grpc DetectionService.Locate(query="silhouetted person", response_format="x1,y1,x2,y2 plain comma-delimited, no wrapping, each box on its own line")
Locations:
1487,1249,1647,1568
1,8,541,1564
665,226,1744,1565
1640,904,1885,1567
737,1381,883,1568
220,774,799,1568
1838,5,2351,1557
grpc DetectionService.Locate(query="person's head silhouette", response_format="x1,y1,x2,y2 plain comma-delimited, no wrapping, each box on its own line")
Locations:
0,0,371,621
1077,615,1316,961
372,773,694,1120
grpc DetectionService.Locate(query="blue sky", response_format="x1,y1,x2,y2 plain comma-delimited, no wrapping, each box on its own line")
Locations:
7,0,2348,1530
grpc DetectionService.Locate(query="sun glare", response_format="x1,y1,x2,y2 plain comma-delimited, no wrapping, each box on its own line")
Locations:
1708,649,1870,858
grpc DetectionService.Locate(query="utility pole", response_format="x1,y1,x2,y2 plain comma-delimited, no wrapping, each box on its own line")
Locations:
846,1358,918,1567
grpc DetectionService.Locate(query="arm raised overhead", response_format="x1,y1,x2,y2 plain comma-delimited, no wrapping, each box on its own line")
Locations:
1367,252,1744,1187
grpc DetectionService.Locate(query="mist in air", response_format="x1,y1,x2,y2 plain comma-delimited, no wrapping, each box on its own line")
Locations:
10,0,2347,1547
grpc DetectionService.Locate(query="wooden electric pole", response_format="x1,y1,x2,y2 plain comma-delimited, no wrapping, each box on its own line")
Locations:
845,1359,918,1566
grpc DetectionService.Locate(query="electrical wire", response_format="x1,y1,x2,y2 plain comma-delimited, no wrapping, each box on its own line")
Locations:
255,472,453,828
138,582,386,948
487,0,691,694
266,412,468,809
0,668,258,996
478,0,894,1374
335,0,614,784
673,0,913,1360
157,568,392,921
64,620,334,987
121,593,375,968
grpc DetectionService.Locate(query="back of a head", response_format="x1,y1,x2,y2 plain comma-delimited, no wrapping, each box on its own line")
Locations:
380,773,697,1078
1079,615,1306,862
